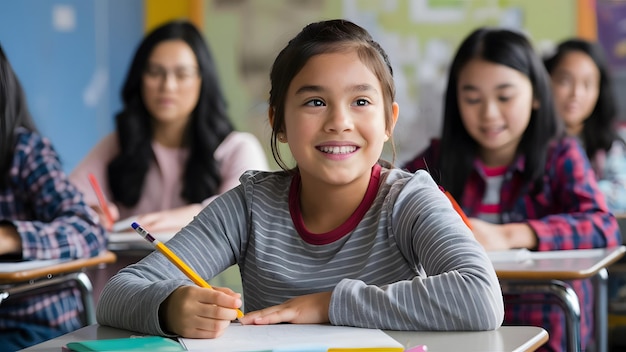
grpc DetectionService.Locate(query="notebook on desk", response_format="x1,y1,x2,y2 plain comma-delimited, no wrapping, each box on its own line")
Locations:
107,216,176,245
178,323,405,351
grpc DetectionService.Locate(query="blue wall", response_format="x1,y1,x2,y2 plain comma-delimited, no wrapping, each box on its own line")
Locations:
0,0,143,172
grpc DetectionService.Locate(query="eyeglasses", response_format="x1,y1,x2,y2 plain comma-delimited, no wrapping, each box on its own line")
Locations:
143,65,200,86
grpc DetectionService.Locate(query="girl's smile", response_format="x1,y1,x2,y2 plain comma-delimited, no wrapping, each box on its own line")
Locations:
316,142,359,160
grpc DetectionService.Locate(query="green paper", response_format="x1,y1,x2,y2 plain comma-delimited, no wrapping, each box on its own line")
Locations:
65,336,184,351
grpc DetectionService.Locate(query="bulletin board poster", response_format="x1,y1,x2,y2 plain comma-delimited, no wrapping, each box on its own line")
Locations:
204,0,575,167
596,1,626,72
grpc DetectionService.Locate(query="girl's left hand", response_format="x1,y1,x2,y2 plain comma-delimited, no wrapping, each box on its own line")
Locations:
238,292,331,325
470,218,536,251
470,218,511,251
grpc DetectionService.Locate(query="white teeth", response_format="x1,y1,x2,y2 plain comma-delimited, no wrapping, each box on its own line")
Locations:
319,146,357,154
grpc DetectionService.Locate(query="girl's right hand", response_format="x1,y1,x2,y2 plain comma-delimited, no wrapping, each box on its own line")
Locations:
90,203,120,231
159,285,243,338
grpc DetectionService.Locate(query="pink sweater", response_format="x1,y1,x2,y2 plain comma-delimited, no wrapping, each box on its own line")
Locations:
69,131,268,220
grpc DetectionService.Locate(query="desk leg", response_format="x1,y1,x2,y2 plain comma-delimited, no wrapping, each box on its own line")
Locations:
74,272,96,325
0,291,8,304
594,269,608,352
501,280,581,352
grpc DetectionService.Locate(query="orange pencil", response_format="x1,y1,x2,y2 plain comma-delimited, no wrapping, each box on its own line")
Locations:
439,186,473,230
88,173,115,227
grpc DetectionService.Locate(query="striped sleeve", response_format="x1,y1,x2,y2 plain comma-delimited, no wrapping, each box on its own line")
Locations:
96,186,249,335
329,170,504,330
97,170,504,335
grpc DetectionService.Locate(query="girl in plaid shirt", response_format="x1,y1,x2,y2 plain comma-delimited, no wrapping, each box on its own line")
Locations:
0,45,106,350
544,39,626,214
403,28,621,352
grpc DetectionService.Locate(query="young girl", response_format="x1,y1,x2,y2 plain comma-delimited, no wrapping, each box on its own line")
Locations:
544,39,626,213
403,28,621,352
0,44,106,350
70,20,268,233
97,19,504,338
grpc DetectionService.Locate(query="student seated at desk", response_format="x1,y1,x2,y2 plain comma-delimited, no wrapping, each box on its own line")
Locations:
0,45,107,350
97,19,504,339
70,20,268,233
544,38,626,214
402,28,621,352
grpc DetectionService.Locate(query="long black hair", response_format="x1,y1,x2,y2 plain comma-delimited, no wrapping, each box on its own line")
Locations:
439,27,561,199
544,39,620,159
108,20,234,206
0,44,37,188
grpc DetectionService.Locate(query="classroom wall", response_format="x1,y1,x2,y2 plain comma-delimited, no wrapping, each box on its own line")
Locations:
203,0,577,166
0,0,582,173
0,0,142,173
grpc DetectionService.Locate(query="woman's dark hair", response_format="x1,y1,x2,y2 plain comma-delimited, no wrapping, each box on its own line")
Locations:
268,19,396,171
108,20,234,206
439,27,561,199
544,38,619,158
0,44,37,188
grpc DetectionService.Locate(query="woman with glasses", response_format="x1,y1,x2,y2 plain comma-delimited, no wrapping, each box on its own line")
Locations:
70,20,268,233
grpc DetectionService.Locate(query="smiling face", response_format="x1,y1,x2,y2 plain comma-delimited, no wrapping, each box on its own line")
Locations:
278,50,397,188
141,40,202,130
457,59,534,166
549,50,600,136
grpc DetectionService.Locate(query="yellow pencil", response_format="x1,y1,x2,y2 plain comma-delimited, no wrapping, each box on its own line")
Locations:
131,222,244,318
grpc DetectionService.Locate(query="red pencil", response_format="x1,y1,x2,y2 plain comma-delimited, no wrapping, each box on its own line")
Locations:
439,186,473,230
88,173,114,227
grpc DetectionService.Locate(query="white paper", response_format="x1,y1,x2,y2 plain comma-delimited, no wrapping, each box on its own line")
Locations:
527,248,606,259
112,216,138,233
179,323,404,352
0,259,68,273
107,216,176,244
487,248,531,263
488,248,607,263
107,230,176,244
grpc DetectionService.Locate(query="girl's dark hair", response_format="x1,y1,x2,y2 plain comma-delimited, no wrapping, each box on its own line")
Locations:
108,20,234,206
268,19,396,171
544,38,620,158
0,44,38,188
440,27,561,199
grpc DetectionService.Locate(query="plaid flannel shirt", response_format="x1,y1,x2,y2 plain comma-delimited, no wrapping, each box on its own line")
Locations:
0,128,106,335
403,136,621,352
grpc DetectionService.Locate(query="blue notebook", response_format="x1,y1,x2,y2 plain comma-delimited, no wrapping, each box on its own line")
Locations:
65,336,184,351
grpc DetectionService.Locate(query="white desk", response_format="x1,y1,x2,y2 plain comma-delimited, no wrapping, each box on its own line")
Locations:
491,246,626,352
20,324,548,352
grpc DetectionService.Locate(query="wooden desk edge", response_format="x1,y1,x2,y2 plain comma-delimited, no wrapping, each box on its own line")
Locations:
496,246,626,280
0,250,117,283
